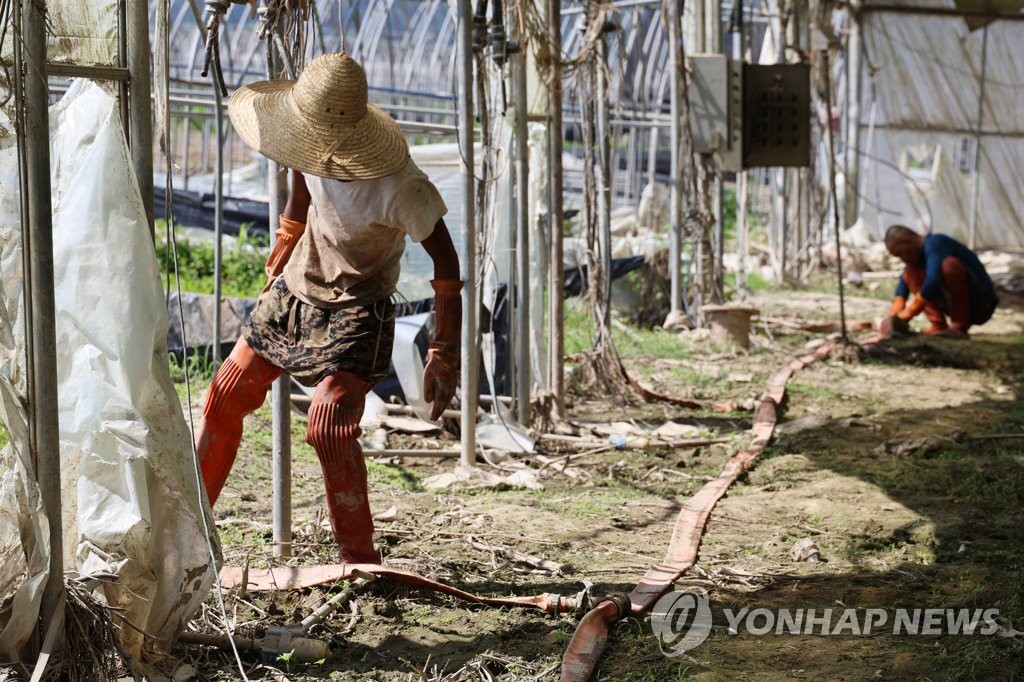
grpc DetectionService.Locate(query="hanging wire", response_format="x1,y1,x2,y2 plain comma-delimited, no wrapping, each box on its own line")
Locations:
200,0,231,95
162,0,250,677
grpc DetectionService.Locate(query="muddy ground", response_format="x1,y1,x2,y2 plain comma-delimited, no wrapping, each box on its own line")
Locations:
173,288,1024,681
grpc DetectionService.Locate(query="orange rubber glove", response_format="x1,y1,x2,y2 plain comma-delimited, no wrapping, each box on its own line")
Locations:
896,295,927,322
423,279,463,421
265,214,305,279
889,296,906,316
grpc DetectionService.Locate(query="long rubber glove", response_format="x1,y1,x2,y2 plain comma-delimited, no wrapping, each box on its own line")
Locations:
896,295,927,322
889,296,906,316
423,279,463,421
265,214,305,279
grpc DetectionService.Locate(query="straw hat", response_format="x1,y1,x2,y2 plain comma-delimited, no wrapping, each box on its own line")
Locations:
228,52,408,181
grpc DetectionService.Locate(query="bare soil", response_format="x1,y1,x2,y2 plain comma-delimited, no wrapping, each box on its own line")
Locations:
175,289,1024,682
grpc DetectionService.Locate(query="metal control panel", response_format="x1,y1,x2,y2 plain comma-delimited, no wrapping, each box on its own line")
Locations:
742,63,811,168
688,56,810,170
688,54,743,171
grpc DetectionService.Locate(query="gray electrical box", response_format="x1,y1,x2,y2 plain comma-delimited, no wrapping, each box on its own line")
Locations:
688,54,743,171
688,56,810,170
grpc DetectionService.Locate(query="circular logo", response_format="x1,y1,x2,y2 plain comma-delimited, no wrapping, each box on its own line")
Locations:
650,588,713,656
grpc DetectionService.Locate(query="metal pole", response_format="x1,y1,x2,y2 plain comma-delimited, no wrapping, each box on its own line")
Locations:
269,162,291,556
186,0,226,367
967,23,989,250
708,0,727,307
18,0,65,652
769,0,786,282
823,49,848,341
595,30,612,333
513,15,531,425
733,0,748,292
843,1,862,230
211,83,225,367
264,32,293,558
128,0,155,233
668,0,683,314
458,0,478,465
546,0,565,420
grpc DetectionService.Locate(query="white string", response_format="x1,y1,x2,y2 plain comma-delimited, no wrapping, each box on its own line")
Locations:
161,0,250,677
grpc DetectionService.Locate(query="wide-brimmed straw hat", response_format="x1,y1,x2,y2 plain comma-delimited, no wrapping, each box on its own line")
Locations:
228,52,408,181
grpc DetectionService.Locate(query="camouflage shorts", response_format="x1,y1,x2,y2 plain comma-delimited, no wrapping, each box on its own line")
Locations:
242,277,396,387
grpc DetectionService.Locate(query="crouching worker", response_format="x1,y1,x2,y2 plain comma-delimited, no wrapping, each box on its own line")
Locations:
879,225,998,340
194,52,462,564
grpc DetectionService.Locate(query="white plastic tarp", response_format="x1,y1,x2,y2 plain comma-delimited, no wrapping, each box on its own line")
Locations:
855,6,1024,250
0,80,218,664
0,1,119,67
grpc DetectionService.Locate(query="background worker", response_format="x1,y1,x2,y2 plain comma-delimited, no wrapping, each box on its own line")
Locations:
879,224,998,340
194,52,462,564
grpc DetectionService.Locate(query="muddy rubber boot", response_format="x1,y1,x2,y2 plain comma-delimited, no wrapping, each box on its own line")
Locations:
196,338,281,504
307,371,380,564
921,297,949,336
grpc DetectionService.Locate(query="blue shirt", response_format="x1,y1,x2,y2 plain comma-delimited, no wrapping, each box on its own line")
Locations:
895,233,997,305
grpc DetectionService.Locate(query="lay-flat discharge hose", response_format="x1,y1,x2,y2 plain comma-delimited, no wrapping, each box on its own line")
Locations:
560,341,838,681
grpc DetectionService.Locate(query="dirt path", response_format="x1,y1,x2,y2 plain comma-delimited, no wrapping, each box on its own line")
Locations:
178,292,1024,681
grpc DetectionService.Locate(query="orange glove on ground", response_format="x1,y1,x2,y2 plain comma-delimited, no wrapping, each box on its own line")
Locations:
423,279,463,421
265,214,305,279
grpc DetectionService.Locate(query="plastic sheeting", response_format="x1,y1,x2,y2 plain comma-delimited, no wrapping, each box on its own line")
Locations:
855,5,1024,250
0,81,218,664
0,1,119,67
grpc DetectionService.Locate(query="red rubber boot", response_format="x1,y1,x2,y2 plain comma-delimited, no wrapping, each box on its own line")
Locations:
307,370,380,564
195,338,281,504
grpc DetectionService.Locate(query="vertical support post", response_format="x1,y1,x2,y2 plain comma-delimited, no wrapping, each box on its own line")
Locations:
267,33,293,558
737,172,749,289
128,0,155,233
796,1,810,278
733,0,748,292
843,1,862,230
823,48,848,341
595,29,612,334
668,0,683,314
546,0,565,420
458,0,479,464
769,0,787,282
18,0,65,650
269,162,291,557
967,23,989,250
211,83,225,366
708,0,724,301
513,11,531,424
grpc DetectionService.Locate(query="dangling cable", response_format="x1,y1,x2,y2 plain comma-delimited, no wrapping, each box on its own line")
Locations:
170,1,251,677
200,0,234,96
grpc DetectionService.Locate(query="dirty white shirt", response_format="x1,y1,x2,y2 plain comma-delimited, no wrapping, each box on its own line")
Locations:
283,158,448,308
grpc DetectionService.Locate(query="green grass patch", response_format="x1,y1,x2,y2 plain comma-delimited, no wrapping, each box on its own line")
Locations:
366,460,423,491
564,298,690,362
156,221,268,298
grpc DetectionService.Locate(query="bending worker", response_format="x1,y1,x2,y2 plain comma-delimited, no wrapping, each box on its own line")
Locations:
194,52,462,564
880,224,997,340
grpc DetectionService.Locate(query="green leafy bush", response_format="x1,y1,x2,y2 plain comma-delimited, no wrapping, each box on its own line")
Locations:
155,223,268,299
